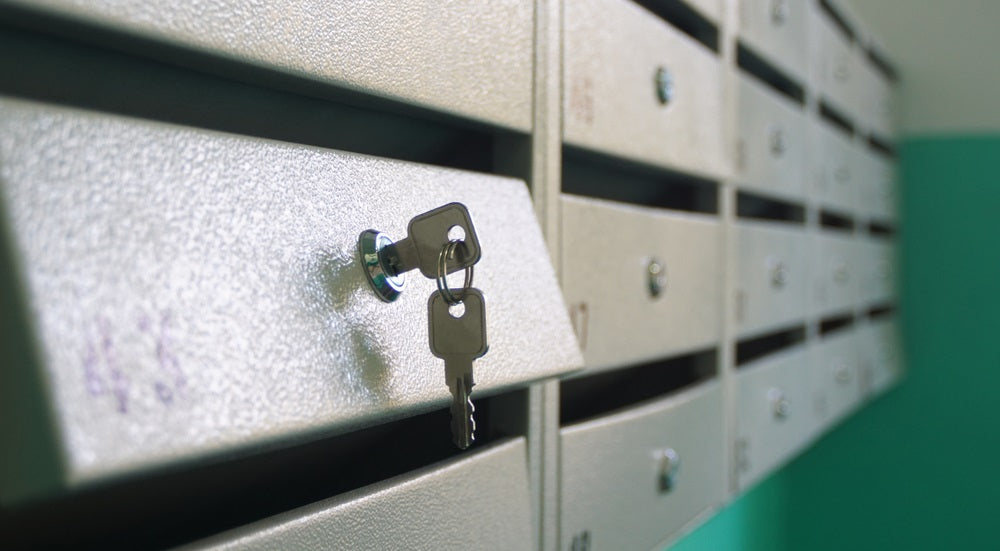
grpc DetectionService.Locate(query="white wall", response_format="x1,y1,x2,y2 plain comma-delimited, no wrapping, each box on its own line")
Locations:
846,0,1000,135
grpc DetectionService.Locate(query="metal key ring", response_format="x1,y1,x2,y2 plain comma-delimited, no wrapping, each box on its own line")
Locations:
436,239,474,305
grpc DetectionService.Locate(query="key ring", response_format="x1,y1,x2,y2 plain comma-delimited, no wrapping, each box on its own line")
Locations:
436,239,474,305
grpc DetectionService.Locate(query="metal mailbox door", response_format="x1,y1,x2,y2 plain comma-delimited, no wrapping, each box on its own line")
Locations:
0,97,581,502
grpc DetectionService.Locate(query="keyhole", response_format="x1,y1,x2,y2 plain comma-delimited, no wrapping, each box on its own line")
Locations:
447,225,466,242
448,302,466,318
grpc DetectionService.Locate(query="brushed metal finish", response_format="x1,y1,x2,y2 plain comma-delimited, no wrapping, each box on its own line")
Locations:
564,0,727,179
735,346,810,490
0,97,581,500
7,0,533,131
810,120,857,215
810,328,861,429
739,0,809,80
734,221,808,337
185,438,534,551
812,232,857,316
736,74,807,201
561,196,722,373
560,382,725,551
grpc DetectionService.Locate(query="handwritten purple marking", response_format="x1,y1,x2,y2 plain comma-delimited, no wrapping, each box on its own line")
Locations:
154,381,174,405
83,341,106,396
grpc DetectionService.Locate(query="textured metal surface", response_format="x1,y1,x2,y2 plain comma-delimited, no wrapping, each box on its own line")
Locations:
0,97,581,499
6,0,533,131
185,438,534,551
736,74,807,201
561,195,722,373
734,221,808,337
564,0,727,180
739,0,809,80
560,382,726,551
810,120,857,215
735,346,811,490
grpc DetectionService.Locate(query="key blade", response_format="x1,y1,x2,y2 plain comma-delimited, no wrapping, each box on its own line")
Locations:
449,373,475,449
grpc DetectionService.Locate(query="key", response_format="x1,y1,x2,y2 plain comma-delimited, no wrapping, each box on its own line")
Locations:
428,288,488,449
379,203,481,279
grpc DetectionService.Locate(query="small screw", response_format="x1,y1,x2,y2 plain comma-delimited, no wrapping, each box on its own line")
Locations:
648,259,667,298
769,125,787,156
768,388,790,419
656,448,680,493
835,362,852,384
769,258,788,288
771,0,790,24
655,66,675,105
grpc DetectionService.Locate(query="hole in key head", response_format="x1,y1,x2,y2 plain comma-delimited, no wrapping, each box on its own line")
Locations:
448,301,465,318
447,225,466,242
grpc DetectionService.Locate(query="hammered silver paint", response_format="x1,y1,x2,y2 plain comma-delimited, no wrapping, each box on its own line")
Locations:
0,97,581,496
6,0,533,131
185,438,534,551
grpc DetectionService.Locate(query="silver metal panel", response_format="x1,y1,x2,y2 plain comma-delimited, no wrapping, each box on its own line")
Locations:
560,382,726,551
812,232,857,316
0,97,582,501
810,329,861,429
810,120,857,215
858,238,894,305
564,0,727,179
739,0,809,81
186,438,534,551
811,6,858,117
734,221,808,337
735,346,810,490
736,74,808,201
561,196,722,372
9,0,533,131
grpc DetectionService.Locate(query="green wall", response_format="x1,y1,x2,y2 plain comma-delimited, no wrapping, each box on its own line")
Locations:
672,136,1000,550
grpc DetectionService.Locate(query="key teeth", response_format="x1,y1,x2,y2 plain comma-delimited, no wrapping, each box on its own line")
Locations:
449,378,476,450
